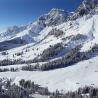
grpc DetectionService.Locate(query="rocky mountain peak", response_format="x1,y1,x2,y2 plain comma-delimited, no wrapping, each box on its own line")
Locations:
69,0,97,20
38,8,69,26
76,0,96,14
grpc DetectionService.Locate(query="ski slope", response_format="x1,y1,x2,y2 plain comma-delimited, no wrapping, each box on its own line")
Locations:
0,2,98,93
0,56,98,92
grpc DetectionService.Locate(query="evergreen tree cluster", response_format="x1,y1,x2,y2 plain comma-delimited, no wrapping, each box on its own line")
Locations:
50,86,98,98
1,78,98,98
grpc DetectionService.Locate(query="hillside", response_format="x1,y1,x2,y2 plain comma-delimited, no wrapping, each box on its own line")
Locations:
0,0,98,94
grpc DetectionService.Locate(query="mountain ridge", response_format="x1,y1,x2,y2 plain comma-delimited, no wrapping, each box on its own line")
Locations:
0,0,98,92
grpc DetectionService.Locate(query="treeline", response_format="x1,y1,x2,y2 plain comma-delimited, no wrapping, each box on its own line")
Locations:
0,79,29,98
32,42,65,63
48,28,64,37
22,64,40,71
1,78,98,98
0,79,50,98
41,44,98,71
39,43,64,61
22,44,98,71
19,79,49,95
21,45,86,71
0,43,98,71
50,86,98,98
0,59,25,66
0,67,18,72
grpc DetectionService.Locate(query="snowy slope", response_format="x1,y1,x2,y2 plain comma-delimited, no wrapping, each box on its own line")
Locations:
0,13,98,61
0,56,98,92
0,0,98,93
0,8,68,43
30,94,48,98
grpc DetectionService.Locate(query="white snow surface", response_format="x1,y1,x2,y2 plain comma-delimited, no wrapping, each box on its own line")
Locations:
30,94,49,98
0,56,98,92
0,8,98,93
0,14,98,61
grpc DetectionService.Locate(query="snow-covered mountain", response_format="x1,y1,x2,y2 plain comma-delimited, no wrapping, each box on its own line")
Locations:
0,0,98,93
0,8,68,42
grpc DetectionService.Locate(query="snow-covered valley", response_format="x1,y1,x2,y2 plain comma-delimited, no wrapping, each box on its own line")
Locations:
0,56,98,92
0,1,98,97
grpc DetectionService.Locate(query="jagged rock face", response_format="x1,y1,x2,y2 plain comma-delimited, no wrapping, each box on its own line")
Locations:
38,8,69,26
22,9,69,40
76,0,96,14
0,8,69,40
69,0,97,20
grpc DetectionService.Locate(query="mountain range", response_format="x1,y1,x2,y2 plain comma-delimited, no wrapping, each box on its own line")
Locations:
0,0,98,92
